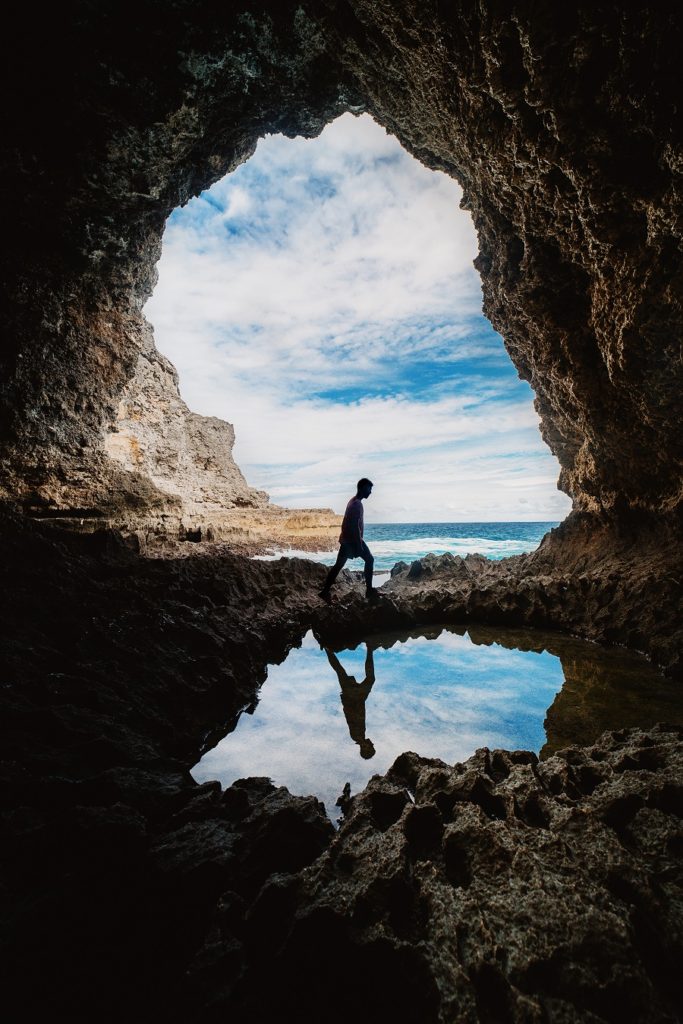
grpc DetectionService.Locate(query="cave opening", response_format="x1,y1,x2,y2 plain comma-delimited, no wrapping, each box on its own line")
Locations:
135,111,571,563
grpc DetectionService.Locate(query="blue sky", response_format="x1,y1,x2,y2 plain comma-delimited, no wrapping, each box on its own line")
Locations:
144,113,572,522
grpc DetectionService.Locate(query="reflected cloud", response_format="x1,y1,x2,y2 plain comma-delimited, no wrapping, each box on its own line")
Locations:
194,626,679,821
193,627,564,819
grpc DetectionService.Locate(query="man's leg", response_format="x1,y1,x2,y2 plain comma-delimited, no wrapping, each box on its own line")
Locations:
361,542,375,594
320,545,349,597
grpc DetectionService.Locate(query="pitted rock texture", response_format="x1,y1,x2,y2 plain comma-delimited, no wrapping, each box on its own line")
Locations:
2,517,681,1021
2,2,682,528
186,726,683,1023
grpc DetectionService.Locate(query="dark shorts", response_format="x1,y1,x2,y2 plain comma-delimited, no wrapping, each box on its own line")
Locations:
339,541,373,562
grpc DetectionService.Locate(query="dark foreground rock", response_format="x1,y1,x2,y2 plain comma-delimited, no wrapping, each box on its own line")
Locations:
187,725,683,1024
1,516,682,1021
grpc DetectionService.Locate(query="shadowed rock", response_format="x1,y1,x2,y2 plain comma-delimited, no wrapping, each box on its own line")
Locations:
187,726,683,1023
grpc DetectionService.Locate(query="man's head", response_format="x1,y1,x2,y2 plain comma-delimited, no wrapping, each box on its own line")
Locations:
357,478,373,499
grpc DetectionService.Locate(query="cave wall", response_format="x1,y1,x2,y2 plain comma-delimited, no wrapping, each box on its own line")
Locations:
1,1,681,525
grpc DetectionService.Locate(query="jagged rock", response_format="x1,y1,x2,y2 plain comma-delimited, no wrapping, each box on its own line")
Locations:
373,518,683,679
102,320,343,545
104,322,268,515
187,725,683,1023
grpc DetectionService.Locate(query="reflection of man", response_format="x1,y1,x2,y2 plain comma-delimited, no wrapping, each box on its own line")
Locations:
325,645,376,759
320,478,377,603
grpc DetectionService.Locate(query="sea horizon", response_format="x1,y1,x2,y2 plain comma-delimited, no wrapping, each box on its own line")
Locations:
255,520,561,572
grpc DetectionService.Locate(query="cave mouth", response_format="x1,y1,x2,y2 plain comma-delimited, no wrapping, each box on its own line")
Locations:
192,624,678,821
2,4,679,543
2,8,682,1019
139,111,571,534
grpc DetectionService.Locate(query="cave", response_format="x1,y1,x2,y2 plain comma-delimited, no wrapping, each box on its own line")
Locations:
2,3,682,1021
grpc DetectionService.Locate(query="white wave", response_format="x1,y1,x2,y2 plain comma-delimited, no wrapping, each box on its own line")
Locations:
253,547,337,562
252,533,541,566
367,536,532,555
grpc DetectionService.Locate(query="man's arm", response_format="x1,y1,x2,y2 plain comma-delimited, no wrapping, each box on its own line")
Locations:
325,647,350,684
349,500,363,554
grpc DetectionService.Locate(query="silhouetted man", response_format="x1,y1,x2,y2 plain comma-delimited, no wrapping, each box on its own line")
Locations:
324,645,376,759
319,478,377,603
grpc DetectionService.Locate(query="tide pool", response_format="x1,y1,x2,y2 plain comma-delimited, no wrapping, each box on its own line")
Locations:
193,625,680,822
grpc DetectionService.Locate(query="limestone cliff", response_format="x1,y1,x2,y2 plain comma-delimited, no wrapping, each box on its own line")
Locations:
104,319,268,516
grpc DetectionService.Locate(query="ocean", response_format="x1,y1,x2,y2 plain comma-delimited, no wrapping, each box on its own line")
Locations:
255,521,560,572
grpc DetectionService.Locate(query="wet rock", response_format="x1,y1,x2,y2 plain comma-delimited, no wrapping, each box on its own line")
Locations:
375,516,683,678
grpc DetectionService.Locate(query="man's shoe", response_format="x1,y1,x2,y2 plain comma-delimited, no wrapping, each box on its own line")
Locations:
319,588,332,603
366,589,380,604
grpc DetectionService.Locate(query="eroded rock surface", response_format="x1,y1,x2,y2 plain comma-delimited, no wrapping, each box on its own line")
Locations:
102,319,343,545
103,321,268,515
2,2,681,531
196,725,683,1024
1,518,681,1021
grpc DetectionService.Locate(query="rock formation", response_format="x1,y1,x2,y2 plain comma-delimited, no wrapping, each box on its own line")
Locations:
101,318,341,546
2,520,681,1020
207,725,683,1024
2,2,682,1021
2,3,681,532
104,320,269,516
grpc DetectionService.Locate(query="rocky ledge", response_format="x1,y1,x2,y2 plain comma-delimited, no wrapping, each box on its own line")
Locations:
20,318,342,551
318,513,683,680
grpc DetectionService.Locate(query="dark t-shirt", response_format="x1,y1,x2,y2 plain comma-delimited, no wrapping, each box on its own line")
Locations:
339,496,363,545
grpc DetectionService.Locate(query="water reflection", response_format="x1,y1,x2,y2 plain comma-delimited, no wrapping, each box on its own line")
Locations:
192,626,682,821
325,645,376,760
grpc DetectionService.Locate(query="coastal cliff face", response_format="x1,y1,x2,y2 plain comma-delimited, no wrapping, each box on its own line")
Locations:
2,3,682,1021
101,319,341,546
104,321,269,517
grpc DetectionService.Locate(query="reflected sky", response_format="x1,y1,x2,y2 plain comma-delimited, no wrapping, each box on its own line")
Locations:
193,628,565,820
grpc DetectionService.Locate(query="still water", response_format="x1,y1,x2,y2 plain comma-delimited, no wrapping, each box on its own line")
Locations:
192,626,681,821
